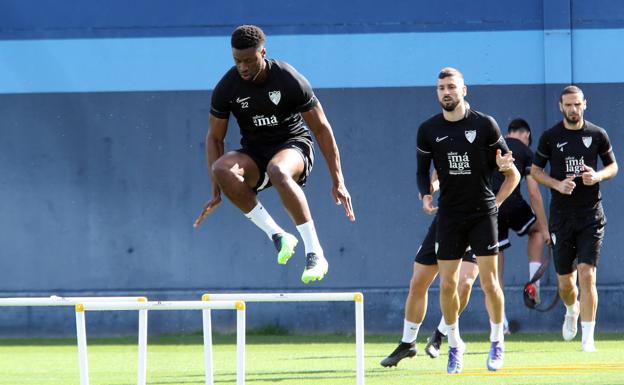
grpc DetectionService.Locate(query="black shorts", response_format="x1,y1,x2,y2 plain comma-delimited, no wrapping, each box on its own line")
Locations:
498,195,537,250
415,216,477,265
549,205,606,275
436,211,499,260
236,138,314,192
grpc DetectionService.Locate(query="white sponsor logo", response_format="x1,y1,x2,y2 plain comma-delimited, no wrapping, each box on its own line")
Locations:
268,90,281,105
465,130,476,143
487,243,499,250
447,151,471,175
556,142,568,152
236,97,250,103
565,156,585,177
436,136,449,142
252,114,279,127
582,136,592,148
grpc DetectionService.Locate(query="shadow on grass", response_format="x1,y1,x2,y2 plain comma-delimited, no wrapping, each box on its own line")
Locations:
0,332,622,347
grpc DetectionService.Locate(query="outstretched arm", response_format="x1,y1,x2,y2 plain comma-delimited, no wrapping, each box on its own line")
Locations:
302,102,355,222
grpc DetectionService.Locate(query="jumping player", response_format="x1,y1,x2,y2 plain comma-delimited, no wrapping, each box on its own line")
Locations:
194,25,355,284
531,86,618,352
416,67,519,373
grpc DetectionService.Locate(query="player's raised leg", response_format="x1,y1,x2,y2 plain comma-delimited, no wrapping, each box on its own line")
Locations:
213,151,297,262
267,148,327,282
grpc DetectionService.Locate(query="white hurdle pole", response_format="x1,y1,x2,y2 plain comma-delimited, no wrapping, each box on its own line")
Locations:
75,300,246,385
0,296,146,307
202,292,364,385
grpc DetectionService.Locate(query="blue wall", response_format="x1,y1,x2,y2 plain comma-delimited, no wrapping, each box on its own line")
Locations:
0,0,623,336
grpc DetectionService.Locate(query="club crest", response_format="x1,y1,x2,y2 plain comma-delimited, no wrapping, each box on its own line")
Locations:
268,90,281,105
582,136,592,148
465,130,476,143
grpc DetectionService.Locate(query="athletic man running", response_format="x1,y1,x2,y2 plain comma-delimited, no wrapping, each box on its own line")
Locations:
416,67,519,373
380,171,479,367
194,25,355,283
531,86,618,352
492,119,549,332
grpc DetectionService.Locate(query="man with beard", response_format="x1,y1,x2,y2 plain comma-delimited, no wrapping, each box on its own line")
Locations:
194,25,355,284
531,86,618,352
416,67,519,373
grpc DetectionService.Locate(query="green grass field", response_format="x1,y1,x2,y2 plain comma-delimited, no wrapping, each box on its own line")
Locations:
0,332,622,385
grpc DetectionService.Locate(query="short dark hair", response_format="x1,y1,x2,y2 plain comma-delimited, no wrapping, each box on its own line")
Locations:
231,25,266,50
438,67,464,80
560,85,584,102
508,118,532,145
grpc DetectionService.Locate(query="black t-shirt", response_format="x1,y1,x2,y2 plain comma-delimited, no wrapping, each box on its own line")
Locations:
417,109,509,214
533,120,615,211
491,137,533,197
210,59,317,148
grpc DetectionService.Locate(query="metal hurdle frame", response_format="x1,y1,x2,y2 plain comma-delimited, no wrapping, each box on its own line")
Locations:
75,300,246,385
202,292,365,385
0,295,146,307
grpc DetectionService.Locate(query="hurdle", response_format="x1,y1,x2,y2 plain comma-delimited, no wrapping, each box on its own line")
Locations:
202,292,365,385
0,295,146,307
75,300,246,385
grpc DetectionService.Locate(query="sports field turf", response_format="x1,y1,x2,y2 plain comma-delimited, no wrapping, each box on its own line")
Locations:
0,332,622,385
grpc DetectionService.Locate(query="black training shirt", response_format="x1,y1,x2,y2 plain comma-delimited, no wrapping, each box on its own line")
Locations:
492,137,533,197
533,120,615,211
417,109,509,214
211,59,317,148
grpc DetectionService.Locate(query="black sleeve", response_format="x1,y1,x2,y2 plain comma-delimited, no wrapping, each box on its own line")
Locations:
210,73,232,119
285,63,318,113
597,129,616,166
533,131,551,168
416,125,432,196
486,116,509,153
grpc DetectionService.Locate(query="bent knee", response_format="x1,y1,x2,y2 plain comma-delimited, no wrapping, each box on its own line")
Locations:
266,163,293,185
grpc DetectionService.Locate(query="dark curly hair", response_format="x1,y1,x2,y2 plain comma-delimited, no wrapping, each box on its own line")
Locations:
231,25,266,49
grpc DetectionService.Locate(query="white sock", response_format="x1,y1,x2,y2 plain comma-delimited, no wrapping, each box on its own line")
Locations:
490,320,504,342
401,319,421,343
529,262,542,286
581,321,595,345
446,322,462,348
566,301,579,316
296,220,323,256
244,202,284,239
437,317,449,336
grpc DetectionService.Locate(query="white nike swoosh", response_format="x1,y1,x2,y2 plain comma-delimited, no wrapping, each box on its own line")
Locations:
436,136,449,142
487,244,498,250
556,142,568,148
236,97,250,103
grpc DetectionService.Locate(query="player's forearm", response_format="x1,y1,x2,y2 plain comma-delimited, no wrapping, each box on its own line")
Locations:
529,192,548,227
526,177,548,226
530,165,560,190
206,134,224,177
416,151,433,197
596,162,619,182
495,166,520,207
315,126,345,185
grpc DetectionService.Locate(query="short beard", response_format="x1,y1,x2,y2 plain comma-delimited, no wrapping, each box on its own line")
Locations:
564,114,580,125
440,100,460,112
